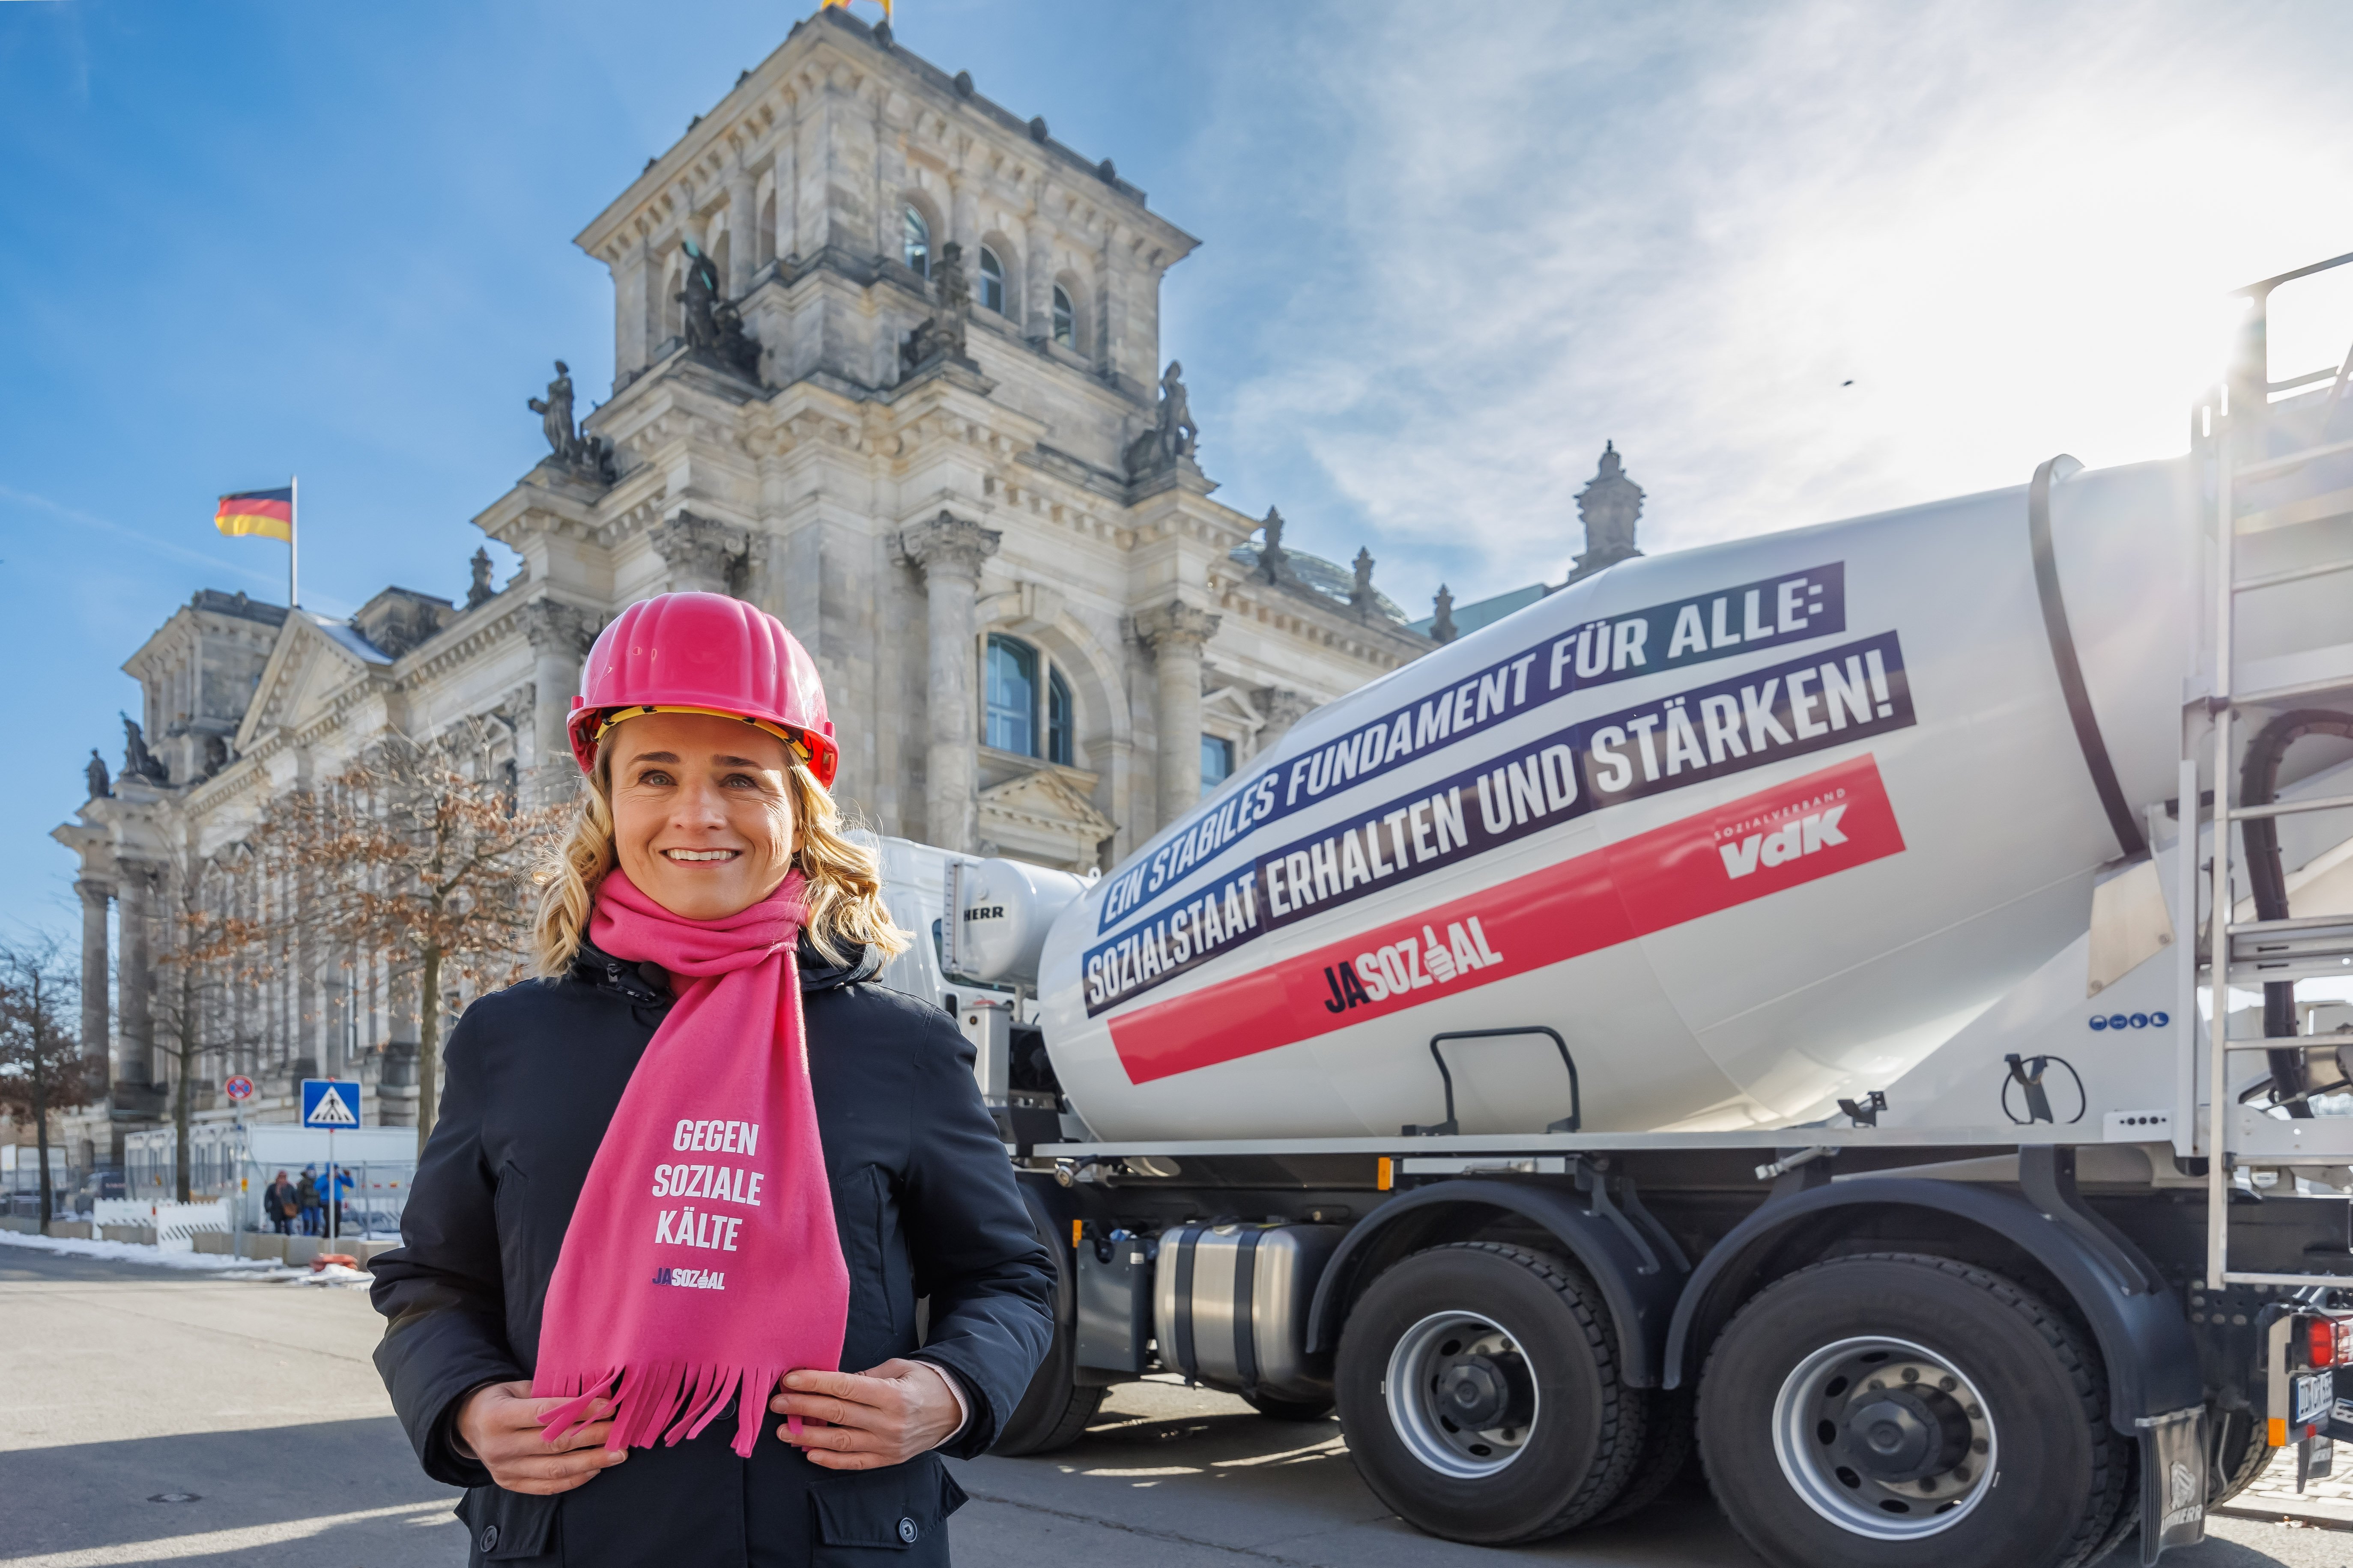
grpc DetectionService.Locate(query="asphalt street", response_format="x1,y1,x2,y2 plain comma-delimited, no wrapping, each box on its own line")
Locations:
1,1241,2346,1568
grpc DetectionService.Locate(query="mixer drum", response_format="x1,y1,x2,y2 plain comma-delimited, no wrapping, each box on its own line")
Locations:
1038,457,2204,1140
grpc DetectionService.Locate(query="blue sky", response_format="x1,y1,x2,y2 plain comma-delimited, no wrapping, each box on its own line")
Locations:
9,0,2353,942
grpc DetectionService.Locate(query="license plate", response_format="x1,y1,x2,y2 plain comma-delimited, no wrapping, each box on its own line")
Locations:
2295,1369,2334,1428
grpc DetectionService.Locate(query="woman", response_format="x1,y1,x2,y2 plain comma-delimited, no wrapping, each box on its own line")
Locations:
370,593,1054,1567
266,1170,296,1236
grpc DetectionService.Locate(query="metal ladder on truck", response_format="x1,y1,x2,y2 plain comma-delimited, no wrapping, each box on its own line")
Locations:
2195,248,2353,1290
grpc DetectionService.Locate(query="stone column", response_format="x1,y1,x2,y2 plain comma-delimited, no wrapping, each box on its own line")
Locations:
901,513,1002,853
771,144,797,262
615,237,649,381
75,879,111,1079
1024,215,1053,345
950,179,980,257
523,599,601,790
1135,602,1221,829
727,164,755,296
116,863,155,1089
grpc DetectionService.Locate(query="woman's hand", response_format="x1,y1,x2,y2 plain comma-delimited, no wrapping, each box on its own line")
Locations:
453,1381,626,1495
770,1359,963,1469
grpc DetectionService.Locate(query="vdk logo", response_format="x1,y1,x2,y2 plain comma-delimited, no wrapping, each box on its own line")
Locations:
1719,804,1846,879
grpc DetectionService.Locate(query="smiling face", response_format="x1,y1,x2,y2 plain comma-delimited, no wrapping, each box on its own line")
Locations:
606,710,802,921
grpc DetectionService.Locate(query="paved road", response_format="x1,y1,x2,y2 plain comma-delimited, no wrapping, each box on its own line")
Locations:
0,1240,2343,1567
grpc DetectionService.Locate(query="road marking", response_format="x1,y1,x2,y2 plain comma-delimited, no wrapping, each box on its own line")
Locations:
0,1501,457,1566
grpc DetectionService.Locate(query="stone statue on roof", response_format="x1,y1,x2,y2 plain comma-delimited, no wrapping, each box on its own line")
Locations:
1350,547,1378,617
85,748,110,800
1127,361,1200,479
1157,362,1197,462
1431,584,1457,644
529,361,576,456
467,547,496,610
678,239,723,352
1257,507,1288,584
120,714,166,784
902,241,972,374
527,360,623,481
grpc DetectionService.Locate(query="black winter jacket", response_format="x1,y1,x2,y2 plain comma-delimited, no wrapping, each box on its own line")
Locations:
370,935,1054,1567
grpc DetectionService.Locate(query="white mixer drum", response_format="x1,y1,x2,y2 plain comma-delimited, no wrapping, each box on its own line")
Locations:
1038,456,2208,1140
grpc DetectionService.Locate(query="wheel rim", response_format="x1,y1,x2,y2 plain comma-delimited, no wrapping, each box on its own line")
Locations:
1771,1335,1998,1539
1384,1310,1539,1479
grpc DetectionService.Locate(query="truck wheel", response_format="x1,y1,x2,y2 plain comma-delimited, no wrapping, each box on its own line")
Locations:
989,1186,1105,1457
1335,1242,1645,1544
1242,1390,1335,1421
2208,1407,2269,1505
1697,1253,2129,1568
1590,1386,1696,1525
991,1375,1105,1456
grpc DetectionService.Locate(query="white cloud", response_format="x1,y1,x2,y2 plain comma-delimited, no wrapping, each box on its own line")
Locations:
1199,0,2353,606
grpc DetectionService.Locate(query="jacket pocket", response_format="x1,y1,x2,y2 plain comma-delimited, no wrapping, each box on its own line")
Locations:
834,1164,897,1360
809,1456,967,1557
454,1484,559,1563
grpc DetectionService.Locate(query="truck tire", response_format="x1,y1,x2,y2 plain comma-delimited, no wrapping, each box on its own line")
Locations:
1696,1252,2130,1568
2207,1407,2270,1505
991,1374,1105,1456
989,1184,1104,1457
1335,1242,1646,1544
1590,1385,1696,1526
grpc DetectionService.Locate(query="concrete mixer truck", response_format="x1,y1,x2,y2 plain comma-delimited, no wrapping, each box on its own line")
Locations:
866,254,2353,1568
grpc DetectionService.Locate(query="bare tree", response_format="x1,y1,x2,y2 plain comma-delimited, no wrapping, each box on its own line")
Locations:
0,937,91,1229
152,850,265,1202
254,720,563,1157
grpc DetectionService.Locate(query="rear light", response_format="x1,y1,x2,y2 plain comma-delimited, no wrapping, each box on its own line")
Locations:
2295,1313,2353,1368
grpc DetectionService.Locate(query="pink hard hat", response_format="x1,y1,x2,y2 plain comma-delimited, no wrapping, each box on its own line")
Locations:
567,593,839,787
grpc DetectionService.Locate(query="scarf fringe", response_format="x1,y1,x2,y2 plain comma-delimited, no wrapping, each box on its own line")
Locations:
539,1362,785,1459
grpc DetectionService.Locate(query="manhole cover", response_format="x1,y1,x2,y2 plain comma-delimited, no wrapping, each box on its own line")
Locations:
148,1493,200,1504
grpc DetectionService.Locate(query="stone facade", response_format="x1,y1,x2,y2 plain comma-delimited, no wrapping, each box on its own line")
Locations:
51,7,1430,1152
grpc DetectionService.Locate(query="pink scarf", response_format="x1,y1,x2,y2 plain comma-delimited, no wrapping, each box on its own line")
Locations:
532,869,849,1458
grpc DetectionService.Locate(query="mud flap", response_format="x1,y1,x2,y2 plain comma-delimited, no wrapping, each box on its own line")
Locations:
2135,1407,2206,1564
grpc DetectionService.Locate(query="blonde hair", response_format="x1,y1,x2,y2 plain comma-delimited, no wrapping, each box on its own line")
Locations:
531,740,910,978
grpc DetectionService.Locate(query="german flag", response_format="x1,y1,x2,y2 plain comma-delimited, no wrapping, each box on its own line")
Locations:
215,486,294,543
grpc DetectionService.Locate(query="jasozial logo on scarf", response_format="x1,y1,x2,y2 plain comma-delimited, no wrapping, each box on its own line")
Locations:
652,1267,727,1291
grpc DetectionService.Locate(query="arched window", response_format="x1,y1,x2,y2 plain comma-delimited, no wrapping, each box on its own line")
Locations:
902,206,931,280
1048,668,1074,766
978,247,1005,314
1052,285,1075,347
985,635,1079,764
1200,735,1236,790
984,635,1036,755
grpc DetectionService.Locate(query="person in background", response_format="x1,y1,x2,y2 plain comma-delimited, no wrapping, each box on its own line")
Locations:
296,1166,321,1237
265,1170,296,1235
324,1163,352,1237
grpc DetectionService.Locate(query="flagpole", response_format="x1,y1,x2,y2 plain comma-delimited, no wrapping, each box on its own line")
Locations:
289,474,300,610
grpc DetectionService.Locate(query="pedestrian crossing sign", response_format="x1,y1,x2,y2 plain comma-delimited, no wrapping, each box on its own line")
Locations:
301,1079,362,1129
